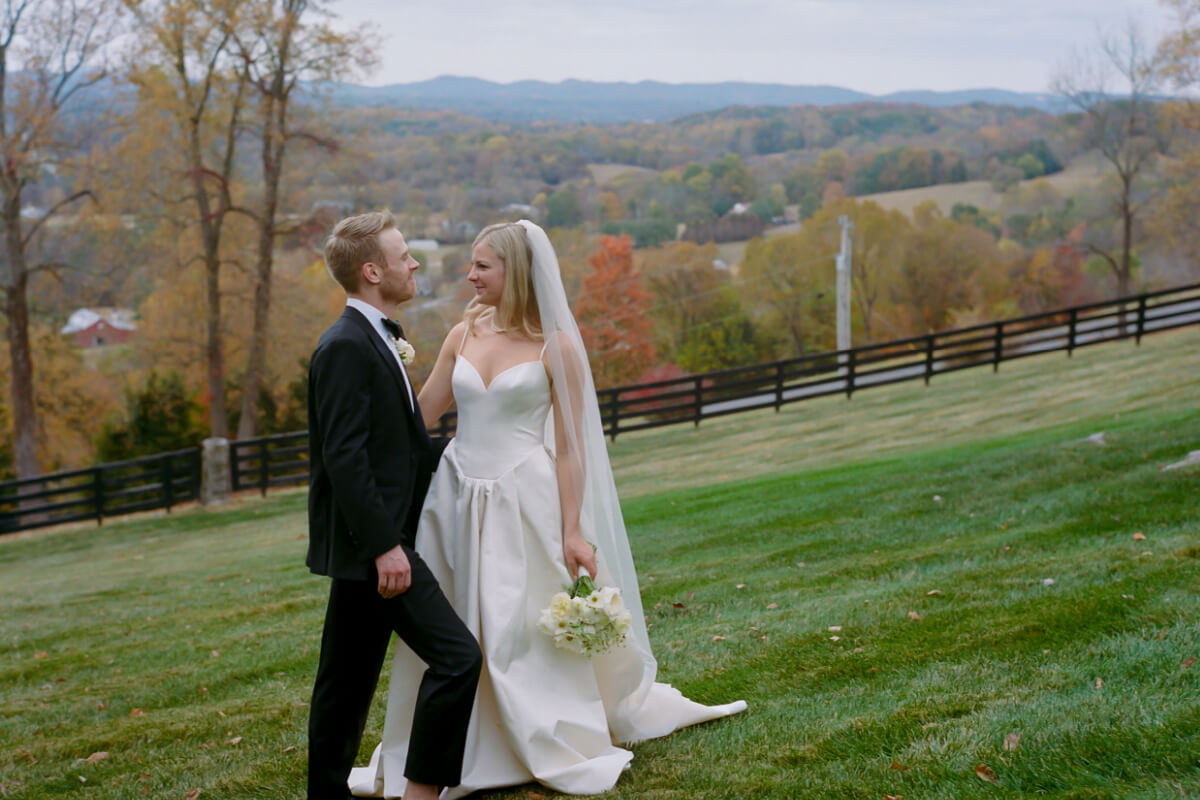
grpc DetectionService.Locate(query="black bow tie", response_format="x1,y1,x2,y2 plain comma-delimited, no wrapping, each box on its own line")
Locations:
381,318,403,339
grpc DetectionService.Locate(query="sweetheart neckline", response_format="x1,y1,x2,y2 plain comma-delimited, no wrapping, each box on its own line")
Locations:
456,356,546,392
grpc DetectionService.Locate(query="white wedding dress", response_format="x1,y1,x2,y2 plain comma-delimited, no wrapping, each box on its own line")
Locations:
348,351,746,798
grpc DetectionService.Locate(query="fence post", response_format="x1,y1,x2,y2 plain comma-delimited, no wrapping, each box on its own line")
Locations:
202,437,231,506
774,362,784,411
259,439,269,497
693,376,703,427
1135,293,1147,345
162,454,174,513
93,467,104,526
993,322,1004,372
924,334,934,386
606,391,619,441
845,349,857,398
1067,308,1077,356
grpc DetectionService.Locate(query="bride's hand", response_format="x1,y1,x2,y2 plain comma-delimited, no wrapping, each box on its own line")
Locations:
563,531,597,579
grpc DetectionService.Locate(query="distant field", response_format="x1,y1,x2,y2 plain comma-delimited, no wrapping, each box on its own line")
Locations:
587,163,659,187
859,151,1110,216
713,153,1112,266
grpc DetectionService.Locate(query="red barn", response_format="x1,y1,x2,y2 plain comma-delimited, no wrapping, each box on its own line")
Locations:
61,308,137,348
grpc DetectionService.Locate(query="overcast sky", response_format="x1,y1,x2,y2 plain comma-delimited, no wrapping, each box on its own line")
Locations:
331,0,1175,95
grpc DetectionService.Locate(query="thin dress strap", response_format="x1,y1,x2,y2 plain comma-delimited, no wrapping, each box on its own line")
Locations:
457,322,470,356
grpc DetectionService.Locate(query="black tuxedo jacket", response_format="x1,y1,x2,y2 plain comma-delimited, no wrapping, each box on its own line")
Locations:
306,307,446,581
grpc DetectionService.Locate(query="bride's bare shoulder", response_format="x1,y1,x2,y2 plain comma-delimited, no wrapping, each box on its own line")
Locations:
439,320,470,355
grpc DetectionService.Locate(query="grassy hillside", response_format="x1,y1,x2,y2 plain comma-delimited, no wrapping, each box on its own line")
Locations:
609,326,1200,497
1,330,1197,799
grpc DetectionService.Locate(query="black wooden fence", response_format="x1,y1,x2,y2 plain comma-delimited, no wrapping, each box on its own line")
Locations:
588,281,1200,438
230,431,310,495
2,282,1198,534
0,448,201,533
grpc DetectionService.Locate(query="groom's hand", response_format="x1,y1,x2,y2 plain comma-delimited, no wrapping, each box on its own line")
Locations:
374,544,412,598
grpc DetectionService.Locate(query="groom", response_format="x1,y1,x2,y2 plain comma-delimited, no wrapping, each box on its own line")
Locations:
306,210,481,800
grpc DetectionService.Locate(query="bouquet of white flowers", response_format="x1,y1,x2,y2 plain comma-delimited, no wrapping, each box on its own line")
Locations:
537,573,633,656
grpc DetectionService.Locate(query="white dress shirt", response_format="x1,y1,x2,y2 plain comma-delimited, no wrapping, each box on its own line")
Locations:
346,298,415,410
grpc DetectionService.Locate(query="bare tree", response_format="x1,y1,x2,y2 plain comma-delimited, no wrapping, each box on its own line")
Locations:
1052,21,1170,300
123,0,248,439
233,0,372,438
0,0,115,479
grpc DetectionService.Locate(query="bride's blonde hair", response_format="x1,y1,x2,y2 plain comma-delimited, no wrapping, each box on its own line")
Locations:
464,222,542,338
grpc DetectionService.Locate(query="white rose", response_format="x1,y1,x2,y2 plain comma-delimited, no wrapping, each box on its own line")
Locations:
599,586,624,618
394,337,416,364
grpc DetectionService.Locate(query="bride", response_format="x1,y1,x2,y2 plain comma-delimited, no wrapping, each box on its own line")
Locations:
349,220,746,798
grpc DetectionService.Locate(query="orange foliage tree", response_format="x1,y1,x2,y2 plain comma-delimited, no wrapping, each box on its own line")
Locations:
573,235,656,389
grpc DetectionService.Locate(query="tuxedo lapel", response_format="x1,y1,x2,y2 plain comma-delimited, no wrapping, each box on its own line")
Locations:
344,308,416,417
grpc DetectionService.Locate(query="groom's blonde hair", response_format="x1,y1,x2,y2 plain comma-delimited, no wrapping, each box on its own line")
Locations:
465,222,541,338
324,210,395,292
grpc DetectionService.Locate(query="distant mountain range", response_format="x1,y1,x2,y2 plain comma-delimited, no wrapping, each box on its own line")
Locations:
327,75,1062,123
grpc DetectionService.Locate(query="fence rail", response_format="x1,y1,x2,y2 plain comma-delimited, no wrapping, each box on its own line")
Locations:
0,448,201,533
230,431,310,495
2,282,1197,535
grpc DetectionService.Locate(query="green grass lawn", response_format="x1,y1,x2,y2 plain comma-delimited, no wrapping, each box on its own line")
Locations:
1,335,1198,799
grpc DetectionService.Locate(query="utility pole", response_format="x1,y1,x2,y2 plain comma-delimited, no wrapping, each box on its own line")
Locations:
836,215,853,364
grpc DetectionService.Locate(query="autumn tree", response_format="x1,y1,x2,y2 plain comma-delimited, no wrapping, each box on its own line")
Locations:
0,0,116,478
892,201,996,334
738,229,836,358
232,0,374,438
1052,21,1169,299
123,0,249,439
1152,0,1200,277
574,235,656,388
636,240,727,357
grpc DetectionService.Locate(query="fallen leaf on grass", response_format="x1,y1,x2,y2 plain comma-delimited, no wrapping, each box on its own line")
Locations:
1133,532,1146,541
185,790,202,800
77,776,86,783
736,584,745,589
686,591,695,601
210,650,221,658
828,625,843,632
34,651,47,659
129,709,145,717
908,611,921,620
86,752,109,763
926,590,942,596
830,636,841,642
1182,657,1197,670
1095,678,1104,689
281,745,296,753
767,603,779,609
1004,732,1021,751
974,764,999,784
1043,578,1056,586
671,602,686,609
883,795,904,800
711,635,726,642
227,737,242,746
889,761,909,771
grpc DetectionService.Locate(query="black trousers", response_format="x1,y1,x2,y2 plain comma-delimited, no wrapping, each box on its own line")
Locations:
307,547,481,800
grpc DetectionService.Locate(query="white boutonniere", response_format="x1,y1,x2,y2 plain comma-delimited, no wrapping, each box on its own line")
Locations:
393,336,415,364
